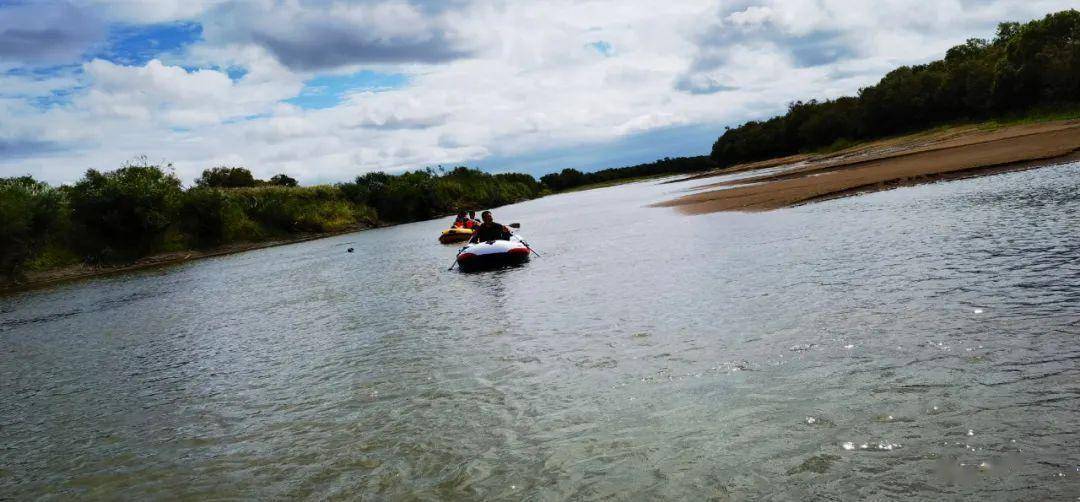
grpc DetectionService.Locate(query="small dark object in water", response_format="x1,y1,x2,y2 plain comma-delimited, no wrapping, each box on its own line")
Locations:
787,454,841,475
347,248,354,253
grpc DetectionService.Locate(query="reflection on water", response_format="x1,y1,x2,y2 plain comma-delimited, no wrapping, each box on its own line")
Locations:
2,163,1080,499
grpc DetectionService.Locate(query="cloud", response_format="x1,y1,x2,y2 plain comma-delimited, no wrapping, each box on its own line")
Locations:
337,90,450,129
79,58,301,127
0,96,98,151
211,1,475,70
80,0,218,24
674,74,737,94
0,138,62,158
352,113,449,130
786,31,857,67
675,3,863,94
0,2,106,64
0,67,83,101
3,0,1080,187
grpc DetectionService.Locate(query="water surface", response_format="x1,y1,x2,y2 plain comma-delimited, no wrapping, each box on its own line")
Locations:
2,163,1079,499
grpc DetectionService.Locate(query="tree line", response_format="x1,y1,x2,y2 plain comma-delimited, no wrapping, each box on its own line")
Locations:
0,163,544,281
539,156,717,191
710,10,1080,166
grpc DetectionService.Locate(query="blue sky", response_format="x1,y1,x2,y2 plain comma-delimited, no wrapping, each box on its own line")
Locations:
0,0,1073,185
95,22,203,66
286,71,409,109
474,124,723,177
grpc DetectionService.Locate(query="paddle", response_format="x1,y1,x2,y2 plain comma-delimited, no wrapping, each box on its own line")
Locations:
508,223,542,257
447,245,468,271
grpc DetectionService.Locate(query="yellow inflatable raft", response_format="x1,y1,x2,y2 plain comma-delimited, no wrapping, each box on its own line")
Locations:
439,227,474,244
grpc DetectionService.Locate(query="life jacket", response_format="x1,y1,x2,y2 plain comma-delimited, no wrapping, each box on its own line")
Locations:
464,220,476,229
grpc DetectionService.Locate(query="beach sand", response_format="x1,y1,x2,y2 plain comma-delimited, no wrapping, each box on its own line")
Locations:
656,120,1080,213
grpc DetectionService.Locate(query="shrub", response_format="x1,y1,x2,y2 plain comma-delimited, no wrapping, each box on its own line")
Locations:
268,174,298,187
231,185,366,234
0,176,64,278
179,187,259,246
195,166,257,188
67,164,183,260
337,167,545,223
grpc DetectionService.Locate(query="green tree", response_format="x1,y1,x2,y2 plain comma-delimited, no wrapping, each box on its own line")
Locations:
179,187,255,246
68,163,183,260
195,166,257,188
269,174,298,187
0,176,64,278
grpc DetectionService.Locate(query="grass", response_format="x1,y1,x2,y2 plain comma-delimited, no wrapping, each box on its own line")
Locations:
974,103,1080,130
23,244,80,272
806,105,1080,157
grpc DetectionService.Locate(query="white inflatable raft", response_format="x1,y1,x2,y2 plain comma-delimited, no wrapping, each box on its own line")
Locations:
455,234,531,271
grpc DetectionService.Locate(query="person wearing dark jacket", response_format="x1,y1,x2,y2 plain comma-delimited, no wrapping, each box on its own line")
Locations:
470,211,512,242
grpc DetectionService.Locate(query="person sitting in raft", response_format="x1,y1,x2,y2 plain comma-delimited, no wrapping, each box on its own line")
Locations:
470,211,512,243
452,211,469,228
467,210,481,228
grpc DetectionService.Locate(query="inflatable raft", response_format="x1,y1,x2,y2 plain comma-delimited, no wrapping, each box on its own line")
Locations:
439,227,474,244
456,235,531,271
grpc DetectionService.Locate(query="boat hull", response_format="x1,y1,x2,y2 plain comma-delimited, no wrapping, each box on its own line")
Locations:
456,236,531,271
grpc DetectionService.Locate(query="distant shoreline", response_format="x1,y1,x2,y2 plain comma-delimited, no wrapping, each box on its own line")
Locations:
14,119,1080,294
0,227,370,295
2,174,695,294
655,119,1080,213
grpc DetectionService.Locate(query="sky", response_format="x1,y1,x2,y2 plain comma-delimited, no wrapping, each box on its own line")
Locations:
1,0,1075,185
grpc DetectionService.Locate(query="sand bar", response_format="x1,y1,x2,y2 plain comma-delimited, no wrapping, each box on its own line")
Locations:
657,120,1080,213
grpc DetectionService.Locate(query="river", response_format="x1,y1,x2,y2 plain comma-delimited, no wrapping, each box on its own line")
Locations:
2,163,1079,499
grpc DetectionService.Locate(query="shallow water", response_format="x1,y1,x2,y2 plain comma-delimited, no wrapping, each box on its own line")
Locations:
2,163,1079,500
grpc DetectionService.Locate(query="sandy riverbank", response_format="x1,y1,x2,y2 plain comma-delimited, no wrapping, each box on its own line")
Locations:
656,120,1080,213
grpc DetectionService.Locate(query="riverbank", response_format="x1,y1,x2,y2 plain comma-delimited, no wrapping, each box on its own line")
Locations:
656,119,1080,213
0,226,371,294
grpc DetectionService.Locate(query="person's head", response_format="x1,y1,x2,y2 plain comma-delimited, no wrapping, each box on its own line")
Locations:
481,210,493,223
457,211,467,219
469,211,476,218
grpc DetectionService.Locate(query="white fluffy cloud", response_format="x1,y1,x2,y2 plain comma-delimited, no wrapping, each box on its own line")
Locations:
1,0,1077,185
80,58,300,127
